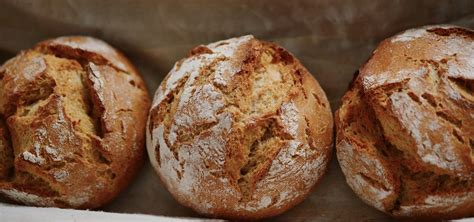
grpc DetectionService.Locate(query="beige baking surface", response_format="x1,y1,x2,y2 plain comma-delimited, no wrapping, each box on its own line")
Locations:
0,202,220,222
0,1,473,221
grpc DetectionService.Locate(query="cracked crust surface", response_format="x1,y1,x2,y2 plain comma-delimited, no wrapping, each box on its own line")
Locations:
146,35,333,219
336,25,474,219
0,36,150,209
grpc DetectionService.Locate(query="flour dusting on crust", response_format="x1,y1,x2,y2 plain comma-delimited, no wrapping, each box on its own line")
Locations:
389,92,461,171
280,102,299,138
397,192,474,216
22,56,46,81
391,28,428,43
22,143,45,165
152,35,253,107
337,140,395,211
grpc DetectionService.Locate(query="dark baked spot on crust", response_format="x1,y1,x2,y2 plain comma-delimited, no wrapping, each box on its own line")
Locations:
421,93,437,107
304,116,316,150
261,42,294,65
127,78,146,90
448,77,474,100
312,92,326,108
106,169,116,180
427,27,474,39
90,138,111,164
436,111,462,128
452,129,464,143
215,41,229,47
470,139,474,156
154,143,161,166
407,91,421,104
188,45,213,56
358,173,390,192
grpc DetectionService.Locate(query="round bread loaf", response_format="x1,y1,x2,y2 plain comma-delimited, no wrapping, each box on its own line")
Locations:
336,25,474,219
0,36,150,209
147,35,333,219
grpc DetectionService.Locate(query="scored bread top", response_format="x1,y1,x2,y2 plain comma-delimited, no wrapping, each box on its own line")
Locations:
147,35,333,219
336,25,474,219
0,36,150,208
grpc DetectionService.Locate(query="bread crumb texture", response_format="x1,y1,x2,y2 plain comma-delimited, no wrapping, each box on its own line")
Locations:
336,25,474,219
0,36,150,209
147,35,333,219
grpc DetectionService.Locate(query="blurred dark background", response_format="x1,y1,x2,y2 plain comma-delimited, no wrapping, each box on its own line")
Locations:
0,0,473,220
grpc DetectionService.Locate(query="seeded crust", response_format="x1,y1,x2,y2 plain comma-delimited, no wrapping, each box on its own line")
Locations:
336,25,474,219
146,35,333,219
0,36,150,209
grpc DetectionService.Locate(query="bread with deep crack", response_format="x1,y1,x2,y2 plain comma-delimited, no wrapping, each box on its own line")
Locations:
336,25,474,219
146,35,333,219
0,36,150,209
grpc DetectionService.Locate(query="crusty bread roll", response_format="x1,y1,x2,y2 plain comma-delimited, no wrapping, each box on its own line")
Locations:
336,25,474,219
147,35,333,219
0,36,150,209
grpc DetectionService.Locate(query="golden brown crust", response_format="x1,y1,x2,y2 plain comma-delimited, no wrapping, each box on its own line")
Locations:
336,25,474,219
0,36,150,209
146,36,333,219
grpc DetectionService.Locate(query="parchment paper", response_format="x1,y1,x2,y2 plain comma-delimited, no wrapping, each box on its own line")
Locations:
1,0,473,221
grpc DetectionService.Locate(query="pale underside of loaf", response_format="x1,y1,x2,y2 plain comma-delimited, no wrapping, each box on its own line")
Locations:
0,37,149,209
147,35,333,218
336,25,474,219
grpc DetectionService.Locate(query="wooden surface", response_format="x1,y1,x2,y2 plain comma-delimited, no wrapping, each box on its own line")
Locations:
0,0,473,220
